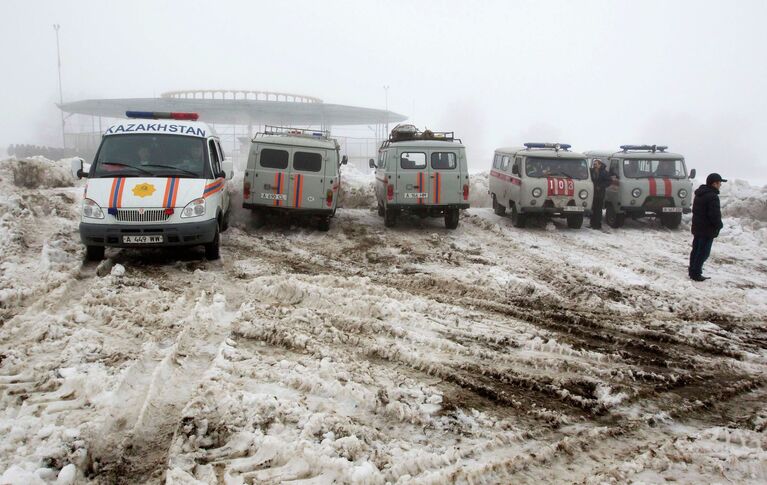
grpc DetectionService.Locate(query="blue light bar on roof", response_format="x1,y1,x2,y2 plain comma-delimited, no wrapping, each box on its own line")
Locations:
126,111,199,121
524,142,571,150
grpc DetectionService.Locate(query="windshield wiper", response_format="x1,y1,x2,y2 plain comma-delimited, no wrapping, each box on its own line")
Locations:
547,170,573,178
139,164,199,177
97,162,153,175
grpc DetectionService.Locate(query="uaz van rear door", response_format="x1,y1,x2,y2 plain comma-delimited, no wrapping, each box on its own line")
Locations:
396,150,429,205
289,148,327,210
254,144,290,207
428,150,461,205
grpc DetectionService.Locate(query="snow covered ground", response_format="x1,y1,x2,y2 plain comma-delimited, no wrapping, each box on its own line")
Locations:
0,158,765,484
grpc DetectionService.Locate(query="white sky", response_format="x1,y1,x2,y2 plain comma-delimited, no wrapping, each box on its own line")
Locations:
1,0,766,182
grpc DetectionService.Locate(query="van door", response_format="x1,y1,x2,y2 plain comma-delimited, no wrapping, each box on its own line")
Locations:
396,150,429,205
254,144,290,207
429,150,459,205
290,148,326,210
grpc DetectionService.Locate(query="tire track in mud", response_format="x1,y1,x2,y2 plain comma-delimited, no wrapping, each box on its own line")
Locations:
225,220,764,425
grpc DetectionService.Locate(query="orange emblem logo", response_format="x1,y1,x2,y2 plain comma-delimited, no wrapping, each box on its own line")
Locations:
132,183,156,198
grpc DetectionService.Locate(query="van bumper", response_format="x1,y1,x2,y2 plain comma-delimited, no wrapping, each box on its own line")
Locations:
521,207,592,217
243,202,334,216
80,219,217,247
387,203,470,210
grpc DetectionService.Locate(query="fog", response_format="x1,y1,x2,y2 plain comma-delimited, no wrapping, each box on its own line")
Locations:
1,0,766,182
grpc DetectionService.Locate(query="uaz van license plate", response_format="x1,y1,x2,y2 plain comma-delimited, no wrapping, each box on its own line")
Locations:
260,193,287,200
122,235,163,244
404,193,428,199
662,207,683,213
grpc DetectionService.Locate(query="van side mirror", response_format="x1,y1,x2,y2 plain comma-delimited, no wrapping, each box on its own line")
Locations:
368,158,376,169
222,159,234,180
511,165,519,176
341,155,348,166
70,157,88,179
689,168,696,179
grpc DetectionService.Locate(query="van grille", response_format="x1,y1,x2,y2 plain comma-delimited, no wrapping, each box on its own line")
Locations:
115,208,170,222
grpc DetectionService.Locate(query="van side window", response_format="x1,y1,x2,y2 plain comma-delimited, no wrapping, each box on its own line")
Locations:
260,148,289,169
512,157,522,175
400,152,426,169
208,140,221,175
610,159,620,177
216,140,225,161
431,152,456,169
501,155,510,171
378,151,385,169
293,152,322,172
492,154,500,169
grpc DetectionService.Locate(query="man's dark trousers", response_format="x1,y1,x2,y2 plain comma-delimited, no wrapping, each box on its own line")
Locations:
689,236,713,278
590,190,605,228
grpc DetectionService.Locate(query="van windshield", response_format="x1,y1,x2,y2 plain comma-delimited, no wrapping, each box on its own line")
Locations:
525,158,589,179
623,159,687,179
92,134,206,178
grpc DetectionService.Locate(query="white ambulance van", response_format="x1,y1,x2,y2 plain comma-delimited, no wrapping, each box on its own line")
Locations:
371,124,470,229
488,143,592,228
584,145,695,229
242,126,347,231
71,111,233,261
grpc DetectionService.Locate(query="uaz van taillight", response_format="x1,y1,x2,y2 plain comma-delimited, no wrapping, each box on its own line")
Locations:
387,183,394,201
463,184,469,201
243,180,251,200
326,189,333,207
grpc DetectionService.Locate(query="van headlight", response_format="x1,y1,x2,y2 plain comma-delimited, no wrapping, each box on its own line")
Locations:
531,187,542,198
181,198,206,218
82,198,104,219
678,189,688,198
579,189,589,200
632,188,642,198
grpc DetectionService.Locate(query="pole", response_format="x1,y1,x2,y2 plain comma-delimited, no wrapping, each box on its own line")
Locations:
53,24,65,147
383,85,390,137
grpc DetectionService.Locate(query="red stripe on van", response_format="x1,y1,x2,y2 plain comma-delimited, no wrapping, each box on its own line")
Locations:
648,177,657,196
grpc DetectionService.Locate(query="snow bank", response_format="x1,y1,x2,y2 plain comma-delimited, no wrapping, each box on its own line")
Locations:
1,157,75,189
720,179,767,223
468,171,491,207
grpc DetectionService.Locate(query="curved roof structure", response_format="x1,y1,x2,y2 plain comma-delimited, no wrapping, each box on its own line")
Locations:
59,89,407,126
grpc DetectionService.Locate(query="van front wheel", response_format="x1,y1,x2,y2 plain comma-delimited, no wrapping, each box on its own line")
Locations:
377,203,385,217
661,212,682,229
606,204,625,228
566,213,584,229
85,245,105,262
511,205,526,228
445,208,460,229
492,195,506,216
204,223,221,260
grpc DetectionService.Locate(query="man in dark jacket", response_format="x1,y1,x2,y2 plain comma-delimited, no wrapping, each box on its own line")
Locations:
590,159,613,229
689,173,726,281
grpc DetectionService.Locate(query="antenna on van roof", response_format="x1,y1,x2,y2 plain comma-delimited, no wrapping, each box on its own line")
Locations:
620,144,668,153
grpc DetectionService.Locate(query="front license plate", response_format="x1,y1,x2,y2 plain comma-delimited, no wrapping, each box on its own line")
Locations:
260,193,287,200
662,207,683,213
122,235,163,244
563,206,584,212
404,192,428,199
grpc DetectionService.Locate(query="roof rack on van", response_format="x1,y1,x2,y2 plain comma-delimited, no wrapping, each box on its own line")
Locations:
379,124,461,149
257,125,331,140
620,144,668,153
523,142,571,151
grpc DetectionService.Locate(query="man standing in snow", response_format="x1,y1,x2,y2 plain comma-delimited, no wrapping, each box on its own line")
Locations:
689,173,726,281
589,159,612,229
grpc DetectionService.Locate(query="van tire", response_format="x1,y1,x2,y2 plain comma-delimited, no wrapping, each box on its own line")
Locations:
566,213,584,229
221,209,230,232
251,209,265,229
85,245,104,262
205,223,221,260
492,195,506,216
606,204,625,228
317,217,331,232
384,206,397,228
511,204,526,228
661,212,682,229
377,203,385,217
445,208,460,229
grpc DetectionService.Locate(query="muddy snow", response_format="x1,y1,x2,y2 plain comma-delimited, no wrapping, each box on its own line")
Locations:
1,158,765,484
